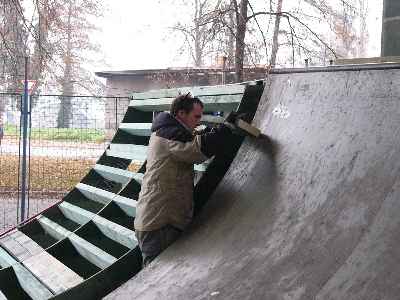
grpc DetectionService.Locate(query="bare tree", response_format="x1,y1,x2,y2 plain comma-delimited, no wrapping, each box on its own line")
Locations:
42,0,103,128
270,0,283,67
172,0,224,67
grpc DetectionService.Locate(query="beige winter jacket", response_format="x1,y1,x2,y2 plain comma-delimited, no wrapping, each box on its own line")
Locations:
134,113,209,231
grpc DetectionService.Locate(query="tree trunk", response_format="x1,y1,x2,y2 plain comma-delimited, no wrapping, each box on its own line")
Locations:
270,0,283,67
193,0,203,67
57,1,74,128
358,0,368,57
227,8,235,68
234,0,248,83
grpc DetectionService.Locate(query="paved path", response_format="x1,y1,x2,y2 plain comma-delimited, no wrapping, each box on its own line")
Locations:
0,140,107,158
0,198,58,234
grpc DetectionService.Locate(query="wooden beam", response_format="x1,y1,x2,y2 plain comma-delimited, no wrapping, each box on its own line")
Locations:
59,202,137,249
0,247,54,299
131,83,247,100
75,183,137,217
129,94,242,112
119,123,152,136
0,230,44,262
38,216,117,269
106,147,208,172
93,164,143,185
335,56,400,65
0,234,83,296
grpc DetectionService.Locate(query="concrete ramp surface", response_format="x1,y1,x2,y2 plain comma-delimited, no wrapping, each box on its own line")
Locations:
106,66,400,299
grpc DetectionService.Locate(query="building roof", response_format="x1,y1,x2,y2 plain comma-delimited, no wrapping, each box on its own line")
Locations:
95,66,267,78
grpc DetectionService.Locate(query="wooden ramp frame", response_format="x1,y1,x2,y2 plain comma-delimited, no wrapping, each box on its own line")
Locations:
0,81,264,299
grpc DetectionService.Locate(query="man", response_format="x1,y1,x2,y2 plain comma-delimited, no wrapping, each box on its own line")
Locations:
134,93,232,266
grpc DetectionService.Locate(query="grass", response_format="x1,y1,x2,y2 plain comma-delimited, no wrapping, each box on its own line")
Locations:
0,154,141,194
0,155,96,192
3,124,105,143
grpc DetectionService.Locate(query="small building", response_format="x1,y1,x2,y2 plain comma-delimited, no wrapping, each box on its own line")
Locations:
95,67,267,139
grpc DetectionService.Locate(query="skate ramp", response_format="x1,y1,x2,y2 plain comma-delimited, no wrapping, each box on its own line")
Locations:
106,65,400,300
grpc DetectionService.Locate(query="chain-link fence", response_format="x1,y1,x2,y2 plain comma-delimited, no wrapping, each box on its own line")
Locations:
0,93,130,233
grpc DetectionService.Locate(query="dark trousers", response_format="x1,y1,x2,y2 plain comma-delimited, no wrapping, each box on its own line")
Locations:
136,225,182,267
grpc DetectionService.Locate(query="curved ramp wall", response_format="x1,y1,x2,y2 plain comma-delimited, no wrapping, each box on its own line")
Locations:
106,64,400,300
0,82,263,299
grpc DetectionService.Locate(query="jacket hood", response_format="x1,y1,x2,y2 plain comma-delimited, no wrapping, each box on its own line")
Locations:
151,112,188,132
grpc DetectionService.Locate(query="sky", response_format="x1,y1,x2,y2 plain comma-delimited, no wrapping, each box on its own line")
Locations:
95,0,186,71
95,0,384,72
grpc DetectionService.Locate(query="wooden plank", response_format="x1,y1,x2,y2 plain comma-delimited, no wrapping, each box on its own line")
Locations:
93,164,143,185
106,150,207,172
38,217,117,269
0,238,82,296
119,117,224,138
129,94,242,112
0,245,18,268
76,183,137,217
109,144,147,157
131,83,246,100
119,123,152,136
112,194,137,217
107,144,148,163
0,230,46,262
335,56,400,65
201,115,224,124
76,182,117,205
23,251,83,295
235,119,261,137
59,202,137,249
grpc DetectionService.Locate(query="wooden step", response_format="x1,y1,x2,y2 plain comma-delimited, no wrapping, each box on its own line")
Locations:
131,83,246,100
119,116,225,138
0,247,54,299
0,229,44,262
59,202,137,249
0,235,83,296
106,144,147,163
129,95,242,112
75,183,136,217
119,123,152,136
93,164,144,185
201,115,225,124
106,145,208,172
38,216,117,269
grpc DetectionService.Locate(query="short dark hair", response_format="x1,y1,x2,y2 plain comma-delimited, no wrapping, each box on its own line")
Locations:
170,93,204,116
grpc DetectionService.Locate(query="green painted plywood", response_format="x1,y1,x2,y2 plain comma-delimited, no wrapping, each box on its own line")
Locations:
129,94,241,112
131,83,246,100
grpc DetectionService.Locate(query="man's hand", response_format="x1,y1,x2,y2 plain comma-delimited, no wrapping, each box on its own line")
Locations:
223,112,247,134
224,112,248,125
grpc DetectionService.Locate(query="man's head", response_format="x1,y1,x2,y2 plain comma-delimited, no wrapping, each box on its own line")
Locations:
170,93,204,130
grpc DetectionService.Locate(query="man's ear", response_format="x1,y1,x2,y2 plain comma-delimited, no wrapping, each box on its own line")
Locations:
176,110,186,119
